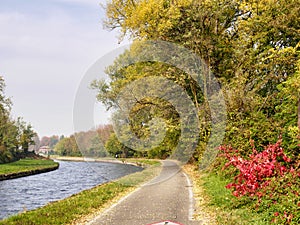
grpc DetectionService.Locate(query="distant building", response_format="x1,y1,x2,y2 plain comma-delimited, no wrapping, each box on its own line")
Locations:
36,146,51,155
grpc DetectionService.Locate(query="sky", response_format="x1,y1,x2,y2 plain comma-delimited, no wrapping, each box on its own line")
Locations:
0,0,129,138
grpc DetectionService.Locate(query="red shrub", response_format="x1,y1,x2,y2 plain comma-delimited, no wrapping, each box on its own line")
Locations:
219,140,292,198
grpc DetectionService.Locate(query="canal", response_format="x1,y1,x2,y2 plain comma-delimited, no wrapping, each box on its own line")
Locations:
0,160,143,219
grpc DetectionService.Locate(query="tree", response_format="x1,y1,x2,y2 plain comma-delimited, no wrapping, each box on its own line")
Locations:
275,50,300,132
40,136,50,147
105,133,135,158
0,76,38,162
221,0,300,154
30,135,40,152
74,130,109,158
19,124,36,153
54,135,82,157
86,135,107,157
96,124,113,143
15,118,36,153
101,0,300,161
100,0,246,161
0,76,18,162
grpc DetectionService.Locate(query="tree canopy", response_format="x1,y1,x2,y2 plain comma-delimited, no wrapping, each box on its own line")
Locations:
95,0,300,162
0,76,37,163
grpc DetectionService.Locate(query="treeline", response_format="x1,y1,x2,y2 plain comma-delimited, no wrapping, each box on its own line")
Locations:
94,0,299,161
0,77,36,163
92,0,299,223
54,125,113,157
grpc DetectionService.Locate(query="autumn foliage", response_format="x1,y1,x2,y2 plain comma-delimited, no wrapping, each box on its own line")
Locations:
219,140,300,223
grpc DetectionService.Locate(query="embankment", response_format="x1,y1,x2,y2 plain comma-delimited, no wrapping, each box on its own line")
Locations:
0,159,59,181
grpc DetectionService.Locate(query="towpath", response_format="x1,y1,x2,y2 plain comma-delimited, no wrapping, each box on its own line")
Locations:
87,160,201,225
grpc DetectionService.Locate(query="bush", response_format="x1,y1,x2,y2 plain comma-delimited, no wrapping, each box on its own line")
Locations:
219,140,300,224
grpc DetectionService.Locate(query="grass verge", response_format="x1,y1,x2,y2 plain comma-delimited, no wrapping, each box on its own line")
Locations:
183,164,268,225
201,172,267,225
0,158,59,180
0,160,161,225
121,158,161,166
182,164,217,224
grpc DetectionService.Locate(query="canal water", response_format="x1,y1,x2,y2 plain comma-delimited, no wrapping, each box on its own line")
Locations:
0,160,143,219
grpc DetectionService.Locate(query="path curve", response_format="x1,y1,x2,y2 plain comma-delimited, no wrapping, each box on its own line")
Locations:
87,160,200,225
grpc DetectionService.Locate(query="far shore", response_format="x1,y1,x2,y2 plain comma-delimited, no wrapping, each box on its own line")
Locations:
50,156,145,167
0,158,59,181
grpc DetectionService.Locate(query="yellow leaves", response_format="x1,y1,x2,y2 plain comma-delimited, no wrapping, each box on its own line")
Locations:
288,60,300,96
106,0,193,38
239,0,276,13
125,0,168,36
287,126,299,139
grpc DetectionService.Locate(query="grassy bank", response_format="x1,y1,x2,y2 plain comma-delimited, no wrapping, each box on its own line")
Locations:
183,164,273,225
120,158,160,166
0,158,59,180
201,172,267,225
0,160,161,225
51,156,158,167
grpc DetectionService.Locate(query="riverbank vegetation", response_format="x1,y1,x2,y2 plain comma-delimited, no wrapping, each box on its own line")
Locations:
0,157,58,176
3,0,298,223
0,76,59,179
0,77,37,164
93,0,300,224
184,163,268,224
0,160,160,225
54,125,113,157
0,157,59,180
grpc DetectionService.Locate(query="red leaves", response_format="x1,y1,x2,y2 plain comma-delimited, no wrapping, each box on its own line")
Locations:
219,140,300,224
219,140,292,198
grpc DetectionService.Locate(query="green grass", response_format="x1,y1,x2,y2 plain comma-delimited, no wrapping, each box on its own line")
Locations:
201,172,269,225
0,158,59,175
122,158,161,166
0,160,161,225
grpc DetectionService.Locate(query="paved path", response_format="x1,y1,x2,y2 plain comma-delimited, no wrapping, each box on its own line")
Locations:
88,160,200,225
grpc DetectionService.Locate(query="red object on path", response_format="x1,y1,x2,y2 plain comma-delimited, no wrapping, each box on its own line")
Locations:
147,221,185,225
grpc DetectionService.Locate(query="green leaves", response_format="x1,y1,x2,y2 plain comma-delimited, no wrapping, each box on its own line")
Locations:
0,77,38,163
54,135,82,157
102,0,300,162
